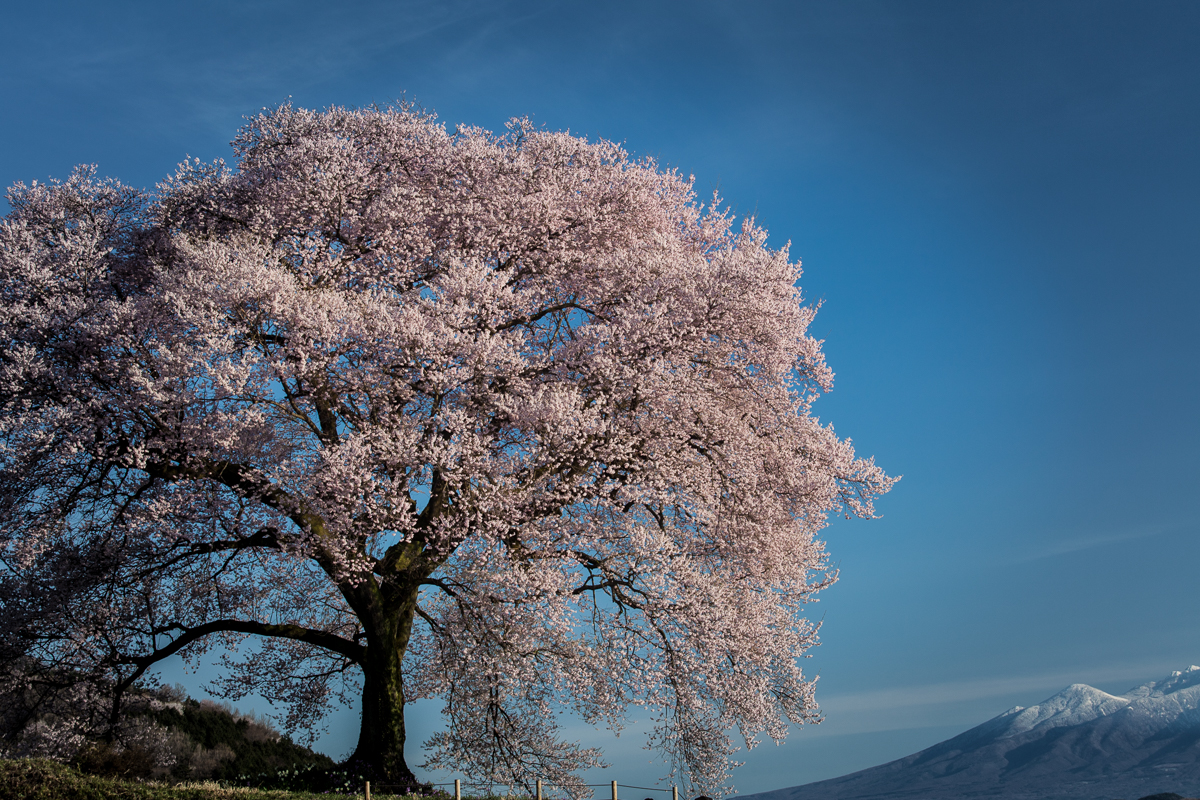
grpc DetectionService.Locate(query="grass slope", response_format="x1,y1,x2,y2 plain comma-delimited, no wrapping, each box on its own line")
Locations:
0,758,341,799
0,758,432,799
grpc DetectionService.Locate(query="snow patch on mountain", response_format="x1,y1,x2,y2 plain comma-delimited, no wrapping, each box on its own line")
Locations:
1000,683,1130,737
1125,665,1200,698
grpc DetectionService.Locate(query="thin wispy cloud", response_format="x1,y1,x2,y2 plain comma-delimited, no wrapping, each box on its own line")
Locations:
821,660,1184,715
1004,521,1190,566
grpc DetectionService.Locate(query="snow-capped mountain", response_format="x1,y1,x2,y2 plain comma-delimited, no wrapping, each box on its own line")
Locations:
743,667,1200,800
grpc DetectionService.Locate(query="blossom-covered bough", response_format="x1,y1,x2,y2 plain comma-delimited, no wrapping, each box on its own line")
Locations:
0,104,894,795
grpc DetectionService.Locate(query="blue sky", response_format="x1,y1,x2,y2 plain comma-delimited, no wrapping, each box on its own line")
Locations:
4,0,1199,793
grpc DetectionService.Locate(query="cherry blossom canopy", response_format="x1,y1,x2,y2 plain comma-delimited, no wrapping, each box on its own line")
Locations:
0,104,893,793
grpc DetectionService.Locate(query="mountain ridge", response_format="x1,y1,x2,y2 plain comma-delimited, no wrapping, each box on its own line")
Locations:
744,667,1200,800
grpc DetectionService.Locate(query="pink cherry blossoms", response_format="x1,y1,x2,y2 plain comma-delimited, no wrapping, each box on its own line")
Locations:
0,103,894,795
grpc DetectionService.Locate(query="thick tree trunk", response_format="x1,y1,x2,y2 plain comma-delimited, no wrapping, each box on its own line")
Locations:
354,643,417,786
351,580,422,786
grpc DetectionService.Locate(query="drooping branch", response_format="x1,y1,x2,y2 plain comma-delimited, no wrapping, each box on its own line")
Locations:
139,618,365,666
142,457,297,517
103,617,364,731
139,526,285,578
139,455,366,588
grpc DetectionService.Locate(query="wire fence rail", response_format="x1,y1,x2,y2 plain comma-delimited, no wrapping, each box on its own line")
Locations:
364,779,692,800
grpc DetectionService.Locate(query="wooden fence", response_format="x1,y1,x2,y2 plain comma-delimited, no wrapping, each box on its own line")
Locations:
364,779,683,800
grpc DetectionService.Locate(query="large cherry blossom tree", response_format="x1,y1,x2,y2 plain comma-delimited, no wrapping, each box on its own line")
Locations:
0,104,893,794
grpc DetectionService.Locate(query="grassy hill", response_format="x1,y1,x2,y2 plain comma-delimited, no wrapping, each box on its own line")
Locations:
137,696,335,783
0,671,343,789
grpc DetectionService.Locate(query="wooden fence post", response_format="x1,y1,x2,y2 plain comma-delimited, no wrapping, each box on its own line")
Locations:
536,779,543,800
611,780,618,800
455,779,461,800
672,787,678,800
365,780,371,800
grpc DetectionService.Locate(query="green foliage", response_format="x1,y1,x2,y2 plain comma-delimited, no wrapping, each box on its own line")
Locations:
142,698,333,782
